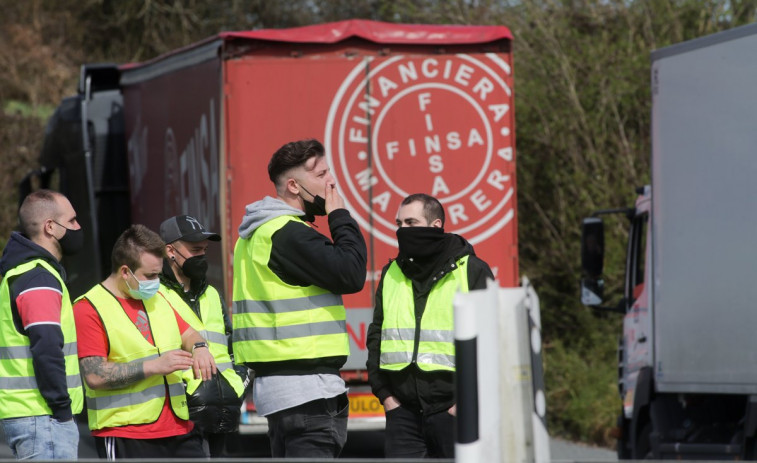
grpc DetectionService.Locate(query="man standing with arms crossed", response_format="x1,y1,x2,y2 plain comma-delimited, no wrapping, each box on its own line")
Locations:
0,190,84,459
366,193,494,459
232,138,367,458
73,224,216,460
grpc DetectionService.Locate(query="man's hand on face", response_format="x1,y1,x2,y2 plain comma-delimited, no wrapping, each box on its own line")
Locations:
324,180,345,214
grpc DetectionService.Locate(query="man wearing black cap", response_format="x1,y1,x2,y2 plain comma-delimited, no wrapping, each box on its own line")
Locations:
159,215,248,457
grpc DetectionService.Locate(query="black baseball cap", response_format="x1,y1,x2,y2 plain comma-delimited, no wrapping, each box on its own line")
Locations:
159,215,221,244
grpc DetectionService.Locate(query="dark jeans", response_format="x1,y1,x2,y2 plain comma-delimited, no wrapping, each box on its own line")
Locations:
266,393,349,458
205,432,227,458
384,405,455,458
94,429,205,460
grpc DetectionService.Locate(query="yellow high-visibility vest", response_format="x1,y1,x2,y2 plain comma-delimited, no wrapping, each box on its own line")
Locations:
0,259,83,418
77,285,188,430
379,255,470,372
161,284,244,397
232,215,349,364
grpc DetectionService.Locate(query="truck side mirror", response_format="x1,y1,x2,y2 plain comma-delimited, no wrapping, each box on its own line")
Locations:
581,217,605,306
581,217,605,277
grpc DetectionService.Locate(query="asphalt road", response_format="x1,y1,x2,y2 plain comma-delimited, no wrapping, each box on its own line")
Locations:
0,422,617,461
550,438,617,462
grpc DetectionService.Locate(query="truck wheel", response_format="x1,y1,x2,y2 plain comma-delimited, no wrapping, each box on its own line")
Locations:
632,423,652,459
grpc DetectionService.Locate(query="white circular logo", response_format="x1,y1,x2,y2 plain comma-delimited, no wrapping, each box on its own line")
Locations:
325,54,515,246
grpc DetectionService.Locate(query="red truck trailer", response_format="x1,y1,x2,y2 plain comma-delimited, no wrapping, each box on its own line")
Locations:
28,19,517,434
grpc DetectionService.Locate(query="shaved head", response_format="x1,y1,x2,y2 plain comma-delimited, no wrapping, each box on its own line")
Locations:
18,190,66,238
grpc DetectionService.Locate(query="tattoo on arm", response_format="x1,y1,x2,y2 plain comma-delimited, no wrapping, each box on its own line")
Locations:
80,356,146,389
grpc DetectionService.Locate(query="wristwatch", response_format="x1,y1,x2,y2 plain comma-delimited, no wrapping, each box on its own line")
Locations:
192,341,208,352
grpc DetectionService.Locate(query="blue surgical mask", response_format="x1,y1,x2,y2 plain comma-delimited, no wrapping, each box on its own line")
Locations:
126,268,160,300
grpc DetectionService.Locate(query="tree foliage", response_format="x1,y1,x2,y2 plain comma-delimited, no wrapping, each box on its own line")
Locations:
503,0,756,442
0,0,755,446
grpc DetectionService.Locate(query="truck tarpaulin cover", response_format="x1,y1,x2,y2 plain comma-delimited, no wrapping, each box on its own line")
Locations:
219,19,512,44
223,20,517,303
121,20,517,366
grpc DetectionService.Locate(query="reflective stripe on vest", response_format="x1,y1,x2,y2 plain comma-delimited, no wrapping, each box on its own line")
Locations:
87,381,185,410
234,293,343,314
232,214,349,364
160,284,245,397
0,374,82,390
0,341,77,359
379,255,470,372
77,285,188,430
0,259,83,419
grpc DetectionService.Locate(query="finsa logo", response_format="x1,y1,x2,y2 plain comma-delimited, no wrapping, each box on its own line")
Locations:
325,54,516,246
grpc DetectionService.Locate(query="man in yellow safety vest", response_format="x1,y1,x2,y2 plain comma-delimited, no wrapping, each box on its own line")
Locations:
366,193,494,459
232,138,367,458
0,190,84,459
159,215,248,457
74,224,216,460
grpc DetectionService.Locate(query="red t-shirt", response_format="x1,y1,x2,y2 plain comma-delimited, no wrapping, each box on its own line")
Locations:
73,290,193,439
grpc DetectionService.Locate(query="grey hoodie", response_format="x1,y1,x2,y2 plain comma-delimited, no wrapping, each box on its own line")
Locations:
238,196,304,239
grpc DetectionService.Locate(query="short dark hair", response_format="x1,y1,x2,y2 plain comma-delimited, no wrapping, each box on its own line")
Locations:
111,224,165,273
268,139,325,188
18,190,65,238
401,193,445,227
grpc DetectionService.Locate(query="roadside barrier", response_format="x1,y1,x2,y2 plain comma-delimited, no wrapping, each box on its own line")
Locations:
454,277,550,463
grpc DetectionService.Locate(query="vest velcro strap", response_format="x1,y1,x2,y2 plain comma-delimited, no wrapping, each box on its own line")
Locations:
419,329,455,343
234,293,343,314
380,328,415,341
417,352,455,368
0,374,82,390
87,383,175,411
235,319,346,341
380,351,413,365
204,331,228,346
0,342,77,360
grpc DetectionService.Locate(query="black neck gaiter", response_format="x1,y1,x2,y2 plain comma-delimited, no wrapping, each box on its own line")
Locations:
396,227,448,282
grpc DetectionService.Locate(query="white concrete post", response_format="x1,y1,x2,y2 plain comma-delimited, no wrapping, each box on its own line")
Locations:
454,278,550,463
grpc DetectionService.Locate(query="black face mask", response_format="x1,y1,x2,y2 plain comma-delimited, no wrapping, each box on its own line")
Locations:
298,184,327,219
395,226,450,282
396,226,447,259
53,221,84,256
181,255,208,281
173,248,208,281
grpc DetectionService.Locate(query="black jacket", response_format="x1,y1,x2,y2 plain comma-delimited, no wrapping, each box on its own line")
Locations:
236,197,367,377
0,232,73,421
365,233,493,415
